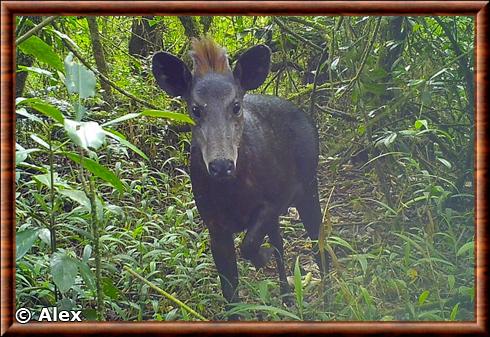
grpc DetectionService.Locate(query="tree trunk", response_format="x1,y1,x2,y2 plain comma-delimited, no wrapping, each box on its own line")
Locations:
86,16,114,107
128,16,162,58
16,16,42,97
179,16,201,40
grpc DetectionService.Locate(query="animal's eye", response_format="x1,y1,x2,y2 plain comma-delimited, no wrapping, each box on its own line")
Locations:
191,106,202,119
232,102,241,115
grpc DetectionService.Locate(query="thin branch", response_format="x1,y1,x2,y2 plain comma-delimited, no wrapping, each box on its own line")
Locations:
272,17,323,52
16,16,57,45
337,17,382,101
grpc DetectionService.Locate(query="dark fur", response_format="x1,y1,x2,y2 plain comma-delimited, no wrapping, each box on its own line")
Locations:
152,39,328,316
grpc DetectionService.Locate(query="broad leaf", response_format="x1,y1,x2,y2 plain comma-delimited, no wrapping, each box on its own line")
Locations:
38,228,51,246
62,152,125,192
456,241,474,257
141,109,194,125
18,36,64,72
82,244,92,262
58,188,91,210
16,143,40,165
51,251,79,293
16,229,40,260
33,172,59,189
64,119,106,151
418,290,430,304
17,65,54,77
30,134,50,149
103,129,149,161
101,112,141,127
16,107,43,123
77,260,96,290
64,53,96,99
19,98,64,124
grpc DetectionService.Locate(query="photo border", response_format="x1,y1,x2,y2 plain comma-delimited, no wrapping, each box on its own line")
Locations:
1,1,488,335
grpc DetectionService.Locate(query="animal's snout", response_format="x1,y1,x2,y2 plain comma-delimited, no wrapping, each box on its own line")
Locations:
209,159,235,178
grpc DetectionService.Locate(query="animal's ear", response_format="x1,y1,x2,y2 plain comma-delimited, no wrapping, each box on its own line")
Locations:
152,52,192,98
233,45,271,91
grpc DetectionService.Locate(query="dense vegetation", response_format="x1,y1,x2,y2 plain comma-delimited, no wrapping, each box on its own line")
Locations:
15,16,474,321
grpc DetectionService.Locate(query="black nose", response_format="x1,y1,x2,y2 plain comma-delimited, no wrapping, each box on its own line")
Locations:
209,159,235,178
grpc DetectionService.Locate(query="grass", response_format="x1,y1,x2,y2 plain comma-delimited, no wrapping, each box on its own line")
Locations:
15,128,475,321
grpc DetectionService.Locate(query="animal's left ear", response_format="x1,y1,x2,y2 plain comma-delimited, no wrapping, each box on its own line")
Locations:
233,45,271,91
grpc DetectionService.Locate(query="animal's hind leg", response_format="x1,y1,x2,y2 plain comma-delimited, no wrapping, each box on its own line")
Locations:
295,178,329,276
268,223,291,302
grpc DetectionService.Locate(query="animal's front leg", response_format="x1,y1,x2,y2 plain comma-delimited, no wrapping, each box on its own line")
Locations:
240,206,277,269
208,227,239,305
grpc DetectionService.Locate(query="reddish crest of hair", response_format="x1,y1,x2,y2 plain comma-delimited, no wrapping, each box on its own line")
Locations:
190,37,231,77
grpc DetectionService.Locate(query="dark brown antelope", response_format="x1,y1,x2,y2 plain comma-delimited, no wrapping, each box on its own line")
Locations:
152,38,327,314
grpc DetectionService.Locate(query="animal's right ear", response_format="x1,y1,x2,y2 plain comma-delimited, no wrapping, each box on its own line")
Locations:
152,52,192,98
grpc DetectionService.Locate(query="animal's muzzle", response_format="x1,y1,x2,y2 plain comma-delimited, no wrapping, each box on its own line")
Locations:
208,159,235,178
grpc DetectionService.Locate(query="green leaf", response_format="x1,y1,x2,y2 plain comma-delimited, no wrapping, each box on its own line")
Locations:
51,251,79,293
30,134,50,149
38,228,51,246
407,79,426,87
450,303,459,320
16,143,40,165
58,188,91,210
456,241,474,257
448,275,455,290
73,102,87,121
16,229,40,260
357,255,368,274
102,277,121,300
77,260,96,290
16,107,43,123
414,119,428,130
62,152,125,192
82,244,92,262
64,53,96,98
227,304,301,320
383,132,397,147
33,172,58,189
19,98,64,124
360,286,373,306
17,65,54,78
103,129,149,161
64,119,106,151
357,124,366,136
362,81,385,95
437,157,452,169
328,236,355,252
293,256,303,319
18,36,64,72
101,112,141,127
141,109,194,125
418,290,430,304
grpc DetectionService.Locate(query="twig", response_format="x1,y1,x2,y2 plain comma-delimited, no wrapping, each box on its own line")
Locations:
315,103,357,122
336,17,382,102
272,17,323,52
124,265,208,321
16,16,57,45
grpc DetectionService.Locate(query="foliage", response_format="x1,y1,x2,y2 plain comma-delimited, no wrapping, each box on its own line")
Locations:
15,15,474,321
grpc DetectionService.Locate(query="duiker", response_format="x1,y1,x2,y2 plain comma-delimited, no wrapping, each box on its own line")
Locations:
152,38,327,314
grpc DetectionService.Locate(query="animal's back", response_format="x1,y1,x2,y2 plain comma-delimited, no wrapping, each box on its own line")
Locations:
242,94,319,186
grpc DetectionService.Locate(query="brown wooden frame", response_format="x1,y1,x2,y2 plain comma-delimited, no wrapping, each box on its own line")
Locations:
1,1,488,336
